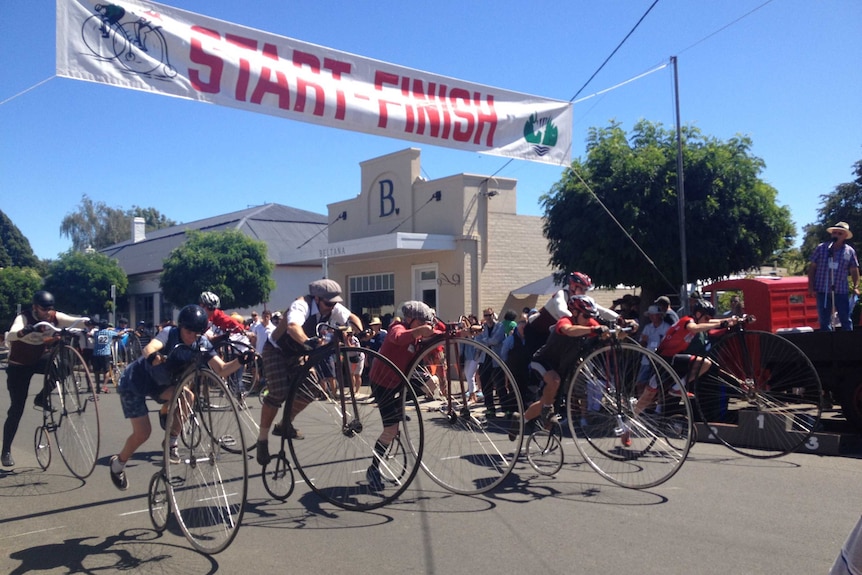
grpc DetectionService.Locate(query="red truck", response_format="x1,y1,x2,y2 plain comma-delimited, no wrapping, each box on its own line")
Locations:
702,276,862,434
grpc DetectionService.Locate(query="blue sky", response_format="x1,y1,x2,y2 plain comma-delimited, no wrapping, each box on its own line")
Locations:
2,0,860,261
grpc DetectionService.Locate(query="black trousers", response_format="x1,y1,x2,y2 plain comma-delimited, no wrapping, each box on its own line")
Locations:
3,359,49,453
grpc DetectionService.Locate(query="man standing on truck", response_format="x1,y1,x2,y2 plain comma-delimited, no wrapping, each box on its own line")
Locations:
808,221,860,331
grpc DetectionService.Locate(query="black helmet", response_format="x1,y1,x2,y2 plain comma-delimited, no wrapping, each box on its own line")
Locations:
33,290,55,308
693,300,716,317
178,304,209,333
568,295,599,318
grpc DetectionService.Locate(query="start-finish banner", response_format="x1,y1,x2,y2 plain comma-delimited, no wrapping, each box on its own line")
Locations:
57,0,572,165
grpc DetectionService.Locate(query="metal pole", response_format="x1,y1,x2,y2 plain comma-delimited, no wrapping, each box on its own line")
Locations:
672,56,689,313
111,284,116,326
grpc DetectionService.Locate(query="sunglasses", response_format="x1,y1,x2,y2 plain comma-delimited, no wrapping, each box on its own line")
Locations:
319,299,335,307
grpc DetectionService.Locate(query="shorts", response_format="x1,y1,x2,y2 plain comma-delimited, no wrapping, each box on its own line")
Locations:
91,355,111,374
529,359,555,378
370,383,403,427
117,360,170,419
348,351,365,375
654,354,710,385
261,341,321,409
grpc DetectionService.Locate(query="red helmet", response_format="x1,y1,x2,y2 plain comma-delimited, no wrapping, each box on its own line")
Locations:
567,272,593,290
568,295,599,318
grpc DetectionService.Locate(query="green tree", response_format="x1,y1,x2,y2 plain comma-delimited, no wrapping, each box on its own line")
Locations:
800,157,862,260
60,195,177,251
0,267,43,329
542,120,795,300
43,251,128,317
0,210,40,269
160,230,275,309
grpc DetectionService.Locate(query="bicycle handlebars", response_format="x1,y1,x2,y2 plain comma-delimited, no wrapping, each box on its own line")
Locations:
31,319,90,334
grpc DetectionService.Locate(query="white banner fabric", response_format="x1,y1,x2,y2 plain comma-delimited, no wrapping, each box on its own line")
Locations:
57,0,572,165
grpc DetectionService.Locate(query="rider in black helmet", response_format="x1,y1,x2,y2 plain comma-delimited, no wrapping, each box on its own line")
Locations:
108,304,253,491
2,291,89,468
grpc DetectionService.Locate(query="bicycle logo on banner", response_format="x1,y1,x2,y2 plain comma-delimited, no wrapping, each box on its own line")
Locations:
81,3,177,79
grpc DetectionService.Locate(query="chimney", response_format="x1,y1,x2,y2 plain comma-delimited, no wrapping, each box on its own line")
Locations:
132,217,146,243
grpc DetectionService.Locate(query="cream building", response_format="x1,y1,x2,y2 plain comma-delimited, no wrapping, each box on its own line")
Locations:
287,148,554,323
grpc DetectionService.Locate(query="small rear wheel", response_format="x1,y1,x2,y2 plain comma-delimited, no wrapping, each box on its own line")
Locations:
262,451,295,501
147,472,170,532
526,422,564,476
34,426,51,470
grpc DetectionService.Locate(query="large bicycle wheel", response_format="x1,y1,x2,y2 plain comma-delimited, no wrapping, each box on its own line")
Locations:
695,330,822,458
567,342,692,489
214,341,259,453
165,369,247,554
50,345,100,479
81,15,121,60
117,22,166,75
404,337,524,495
288,346,423,511
124,334,143,365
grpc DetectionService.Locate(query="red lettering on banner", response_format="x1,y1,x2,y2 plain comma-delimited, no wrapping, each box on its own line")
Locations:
189,26,223,94
375,71,400,128
323,58,351,120
450,88,472,142
375,72,499,146
474,94,497,146
436,84,452,140
292,50,325,116
250,43,291,110
185,30,500,145
225,34,258,101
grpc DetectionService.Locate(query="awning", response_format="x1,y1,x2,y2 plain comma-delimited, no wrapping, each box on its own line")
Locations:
286,232,457,265
509,274,562,297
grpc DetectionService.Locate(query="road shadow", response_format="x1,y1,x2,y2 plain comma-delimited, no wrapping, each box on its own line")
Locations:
6,528,218,575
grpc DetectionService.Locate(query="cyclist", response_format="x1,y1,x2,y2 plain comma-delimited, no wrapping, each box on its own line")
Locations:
524,295,607,430
255,279,363,466
108,304,254,490
525,272,624,357
91,318,118,394
2,291,89,468
200,291,253,401
633,300,738,415
199,291,245,337
367,301,444,489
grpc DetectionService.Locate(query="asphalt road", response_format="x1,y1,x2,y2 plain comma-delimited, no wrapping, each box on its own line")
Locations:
0,368,860,575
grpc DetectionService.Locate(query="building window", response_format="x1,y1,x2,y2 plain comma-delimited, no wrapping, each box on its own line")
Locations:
413,265,438,311
159,294,176,326
349,273,396,326
135,294,155,326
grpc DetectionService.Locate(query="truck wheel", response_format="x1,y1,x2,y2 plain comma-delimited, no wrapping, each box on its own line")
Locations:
839,381,862,434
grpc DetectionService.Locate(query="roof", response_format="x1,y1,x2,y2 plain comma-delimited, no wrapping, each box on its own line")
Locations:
703,277,809,292
100,203,328,275
509,274,562,297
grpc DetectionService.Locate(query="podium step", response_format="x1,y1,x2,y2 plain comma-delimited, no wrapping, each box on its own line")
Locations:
694,414,845,456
